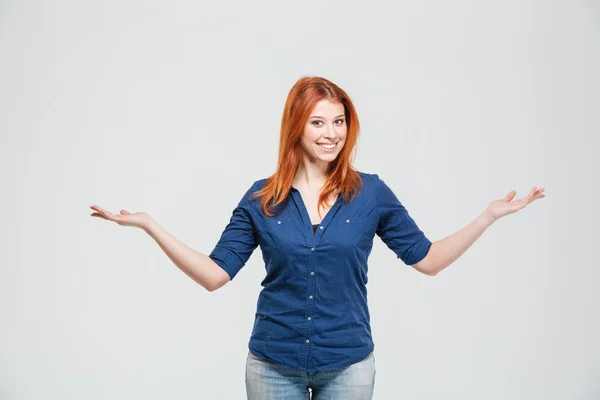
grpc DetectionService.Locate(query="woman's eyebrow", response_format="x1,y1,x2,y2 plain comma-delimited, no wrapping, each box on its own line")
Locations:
309,114,345,119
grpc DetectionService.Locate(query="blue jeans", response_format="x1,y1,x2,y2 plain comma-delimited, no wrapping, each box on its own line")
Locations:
245,350,376,399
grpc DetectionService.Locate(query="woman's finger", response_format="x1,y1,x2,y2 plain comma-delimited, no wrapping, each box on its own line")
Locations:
90,205,106,215
90,205,119,221
504,190,517,202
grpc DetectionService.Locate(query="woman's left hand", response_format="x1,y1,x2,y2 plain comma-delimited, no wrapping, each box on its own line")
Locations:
485,186,546,223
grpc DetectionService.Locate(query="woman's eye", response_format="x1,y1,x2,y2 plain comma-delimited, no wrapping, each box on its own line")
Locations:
311,120,344,126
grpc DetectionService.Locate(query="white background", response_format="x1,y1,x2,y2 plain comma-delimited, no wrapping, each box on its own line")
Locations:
1,0,598,398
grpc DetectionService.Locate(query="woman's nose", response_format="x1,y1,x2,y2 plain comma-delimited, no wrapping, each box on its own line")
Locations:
324,124,337,138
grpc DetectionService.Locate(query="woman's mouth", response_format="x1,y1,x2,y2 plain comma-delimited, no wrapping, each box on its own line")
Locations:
316,142,337,152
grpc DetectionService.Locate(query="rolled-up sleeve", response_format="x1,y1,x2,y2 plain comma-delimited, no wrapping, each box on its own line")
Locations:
208,182,260,280
375,175,432,266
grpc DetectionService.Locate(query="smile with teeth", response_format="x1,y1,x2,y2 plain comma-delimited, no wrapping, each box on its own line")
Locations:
317,142,337,150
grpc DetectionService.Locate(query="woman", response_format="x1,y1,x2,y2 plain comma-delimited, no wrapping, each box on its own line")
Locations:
90,76,545,399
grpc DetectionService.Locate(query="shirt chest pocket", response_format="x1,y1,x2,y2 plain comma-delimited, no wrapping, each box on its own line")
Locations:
327,217,374,249
262,217,300,248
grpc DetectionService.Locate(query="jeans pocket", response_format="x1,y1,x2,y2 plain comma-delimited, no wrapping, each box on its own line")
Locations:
372,351,376,377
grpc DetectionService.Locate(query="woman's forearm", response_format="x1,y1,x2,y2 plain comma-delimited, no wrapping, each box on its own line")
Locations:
424,210,495,275
422,186,546,275
143,217,223,291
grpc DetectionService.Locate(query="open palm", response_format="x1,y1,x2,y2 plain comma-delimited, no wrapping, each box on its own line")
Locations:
486,186,546,222
90,205,151,230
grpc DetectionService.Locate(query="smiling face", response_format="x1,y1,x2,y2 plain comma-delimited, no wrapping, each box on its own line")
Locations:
300,99,347,164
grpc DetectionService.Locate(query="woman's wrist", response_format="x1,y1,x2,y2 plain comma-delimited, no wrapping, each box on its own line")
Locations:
142,215,159,235
479,208,496,228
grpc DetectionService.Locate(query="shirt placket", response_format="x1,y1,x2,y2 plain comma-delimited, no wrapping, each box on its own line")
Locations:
289,188,342,371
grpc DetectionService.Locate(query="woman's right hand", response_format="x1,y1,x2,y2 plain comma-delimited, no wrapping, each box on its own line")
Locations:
90,205,152,231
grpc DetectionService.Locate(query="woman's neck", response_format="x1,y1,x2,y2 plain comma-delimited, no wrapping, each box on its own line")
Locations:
293,160,329,191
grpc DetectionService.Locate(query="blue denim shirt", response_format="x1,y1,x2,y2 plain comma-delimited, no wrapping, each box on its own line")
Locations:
209,171,432,372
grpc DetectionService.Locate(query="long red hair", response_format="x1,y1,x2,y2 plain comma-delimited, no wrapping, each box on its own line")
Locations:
252,76,364,218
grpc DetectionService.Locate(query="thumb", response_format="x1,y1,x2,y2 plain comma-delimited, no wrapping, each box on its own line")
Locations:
120,209,132,215
504,190,517,202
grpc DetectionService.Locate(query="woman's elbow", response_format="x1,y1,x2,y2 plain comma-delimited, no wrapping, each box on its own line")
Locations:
206,267,232,292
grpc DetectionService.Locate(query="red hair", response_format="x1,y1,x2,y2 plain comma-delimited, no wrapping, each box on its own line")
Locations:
252,76,364,218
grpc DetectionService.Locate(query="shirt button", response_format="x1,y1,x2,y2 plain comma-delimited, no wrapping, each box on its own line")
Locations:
306,339,310,343
346,219,350,223
277,220,281,224
310,247,314,251
307,317,311,320
310,271,314,275
319,226,323,229
309,295,313,299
